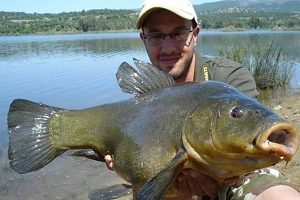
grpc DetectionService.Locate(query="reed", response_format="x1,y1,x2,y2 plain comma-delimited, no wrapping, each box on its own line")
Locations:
218,42,295,89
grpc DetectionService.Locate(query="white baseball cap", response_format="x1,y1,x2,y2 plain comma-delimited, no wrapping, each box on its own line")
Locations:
136,0,198,29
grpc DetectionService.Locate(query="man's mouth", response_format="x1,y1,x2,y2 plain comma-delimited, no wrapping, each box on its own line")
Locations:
159,56,180,68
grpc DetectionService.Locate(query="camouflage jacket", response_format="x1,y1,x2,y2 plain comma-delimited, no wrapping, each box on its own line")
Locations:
226,168,289,200
200,168,290,200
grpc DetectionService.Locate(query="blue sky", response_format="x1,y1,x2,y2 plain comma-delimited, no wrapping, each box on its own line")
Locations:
0,0,220,13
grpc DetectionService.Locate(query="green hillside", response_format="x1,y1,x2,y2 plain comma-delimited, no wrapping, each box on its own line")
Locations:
195,0,300,13
0,0,299,35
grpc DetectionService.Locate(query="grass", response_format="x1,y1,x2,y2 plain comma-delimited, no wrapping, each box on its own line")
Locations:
218,41,295,89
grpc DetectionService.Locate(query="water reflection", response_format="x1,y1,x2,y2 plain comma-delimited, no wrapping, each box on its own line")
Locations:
198,31,300,61
0,34,144,61
1,31,299,62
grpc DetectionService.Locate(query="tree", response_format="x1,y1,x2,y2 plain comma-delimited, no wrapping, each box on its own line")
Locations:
78,17,89,32
214,20,224,29
248,16,262,29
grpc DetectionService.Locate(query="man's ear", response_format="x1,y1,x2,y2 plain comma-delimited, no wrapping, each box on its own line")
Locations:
194,25,200,36
193,25,200,42
139,32,145,40
140,32,147,46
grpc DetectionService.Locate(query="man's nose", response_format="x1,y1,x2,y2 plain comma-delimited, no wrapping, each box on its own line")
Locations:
161,37,178,53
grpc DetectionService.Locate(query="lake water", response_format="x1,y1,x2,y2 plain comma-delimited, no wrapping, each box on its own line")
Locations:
0,31,299,199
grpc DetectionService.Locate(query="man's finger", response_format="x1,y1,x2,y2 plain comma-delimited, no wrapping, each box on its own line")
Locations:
104,155,114,170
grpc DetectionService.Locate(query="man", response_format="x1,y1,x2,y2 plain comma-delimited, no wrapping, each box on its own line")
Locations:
136,0,258,99
105,0,300,199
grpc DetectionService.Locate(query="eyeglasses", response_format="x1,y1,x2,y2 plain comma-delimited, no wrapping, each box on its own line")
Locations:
143,28,194,46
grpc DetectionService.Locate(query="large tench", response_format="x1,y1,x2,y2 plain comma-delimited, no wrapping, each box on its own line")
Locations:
8,59,299,200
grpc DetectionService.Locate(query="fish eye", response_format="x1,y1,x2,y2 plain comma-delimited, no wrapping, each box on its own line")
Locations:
231,107,244,118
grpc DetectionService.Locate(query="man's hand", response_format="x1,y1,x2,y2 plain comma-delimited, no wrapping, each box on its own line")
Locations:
104,155,219,199
170,169,218,199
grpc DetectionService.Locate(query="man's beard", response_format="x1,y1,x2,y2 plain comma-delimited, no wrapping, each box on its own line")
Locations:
170,59,192,80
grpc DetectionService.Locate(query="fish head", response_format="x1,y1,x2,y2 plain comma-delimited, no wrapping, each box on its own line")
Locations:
182,82,299,179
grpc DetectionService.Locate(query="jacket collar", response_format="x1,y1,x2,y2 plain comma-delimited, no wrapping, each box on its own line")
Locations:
194,52,208,82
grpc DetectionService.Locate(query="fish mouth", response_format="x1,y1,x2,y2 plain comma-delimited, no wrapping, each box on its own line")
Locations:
255,122,299,162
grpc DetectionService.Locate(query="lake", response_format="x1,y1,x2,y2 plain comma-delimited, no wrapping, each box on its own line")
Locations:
0,30,300,199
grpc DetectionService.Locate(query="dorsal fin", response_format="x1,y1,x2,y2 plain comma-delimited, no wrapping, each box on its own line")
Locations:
116,58,175,96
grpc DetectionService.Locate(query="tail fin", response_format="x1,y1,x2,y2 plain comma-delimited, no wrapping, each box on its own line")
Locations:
8,99,65,174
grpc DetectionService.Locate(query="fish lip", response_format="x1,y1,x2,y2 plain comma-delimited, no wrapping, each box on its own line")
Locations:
255,122,299,162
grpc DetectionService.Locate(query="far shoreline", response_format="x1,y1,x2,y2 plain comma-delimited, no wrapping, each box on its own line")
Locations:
0,28,300,37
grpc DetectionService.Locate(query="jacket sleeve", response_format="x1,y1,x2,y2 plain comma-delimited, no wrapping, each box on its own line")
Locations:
207,57,259,99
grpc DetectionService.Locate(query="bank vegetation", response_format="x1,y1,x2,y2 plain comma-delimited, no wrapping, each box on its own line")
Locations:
1,9,300,35
218,42,295,89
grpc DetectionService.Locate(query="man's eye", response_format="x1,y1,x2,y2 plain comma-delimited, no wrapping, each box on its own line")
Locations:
150,34,164,40
172,30,188,39
172,32,183,37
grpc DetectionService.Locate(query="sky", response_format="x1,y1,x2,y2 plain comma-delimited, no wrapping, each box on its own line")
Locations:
0,0,221,13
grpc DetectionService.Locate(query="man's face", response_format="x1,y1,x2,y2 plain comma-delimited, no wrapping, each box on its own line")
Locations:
141,9,199,80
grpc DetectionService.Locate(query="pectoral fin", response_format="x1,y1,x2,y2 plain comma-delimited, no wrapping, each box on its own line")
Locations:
136,149,188,200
